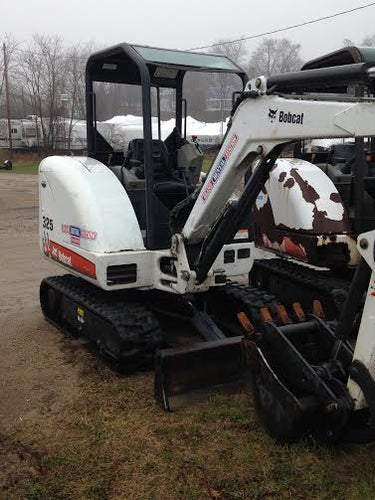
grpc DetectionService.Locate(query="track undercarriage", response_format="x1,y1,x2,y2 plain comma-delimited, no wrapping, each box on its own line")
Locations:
40,271,375,444
40,275,165,372
250,258,352,322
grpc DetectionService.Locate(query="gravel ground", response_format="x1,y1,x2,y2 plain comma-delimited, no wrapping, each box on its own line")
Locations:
0,173,271,497
0,174,82,495
0,173,270,432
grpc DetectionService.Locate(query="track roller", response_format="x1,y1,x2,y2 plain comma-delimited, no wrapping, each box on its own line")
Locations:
40,275,165,372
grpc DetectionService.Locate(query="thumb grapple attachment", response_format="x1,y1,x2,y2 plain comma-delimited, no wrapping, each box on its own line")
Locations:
244,316,375,443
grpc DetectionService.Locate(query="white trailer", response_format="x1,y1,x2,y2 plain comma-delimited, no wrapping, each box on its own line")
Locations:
0,119,40,150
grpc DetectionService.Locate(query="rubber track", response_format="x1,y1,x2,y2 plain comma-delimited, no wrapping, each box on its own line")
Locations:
210,281,281,328
40,275,164,372
252,259,350,312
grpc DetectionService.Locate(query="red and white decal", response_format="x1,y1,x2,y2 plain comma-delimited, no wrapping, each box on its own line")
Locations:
61,224,97,240
201,133,239,203
81,229,97,240
44,238,96,279
70,235,81,246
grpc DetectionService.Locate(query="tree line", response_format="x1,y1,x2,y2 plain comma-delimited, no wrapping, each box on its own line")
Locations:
0,32,373,153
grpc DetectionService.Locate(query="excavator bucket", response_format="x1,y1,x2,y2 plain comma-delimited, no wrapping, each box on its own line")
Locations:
154,336,245,410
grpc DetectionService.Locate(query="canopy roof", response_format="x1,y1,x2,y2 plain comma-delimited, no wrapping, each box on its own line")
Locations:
86,42,247,88
132,45,242,72
302,46,375,70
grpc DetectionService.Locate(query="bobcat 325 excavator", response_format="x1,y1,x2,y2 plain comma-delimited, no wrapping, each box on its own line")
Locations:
39,43,375,443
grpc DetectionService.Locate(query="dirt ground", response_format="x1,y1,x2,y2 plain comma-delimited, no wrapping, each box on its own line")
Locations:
1,173,375,500
0,174,81,496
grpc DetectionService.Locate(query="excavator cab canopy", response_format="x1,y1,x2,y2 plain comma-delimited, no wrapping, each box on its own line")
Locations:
266,46,375,95
301,46,375,234
86,43,247,250
302,46,375,70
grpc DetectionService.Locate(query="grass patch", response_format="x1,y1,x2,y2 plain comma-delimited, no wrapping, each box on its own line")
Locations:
26,483,46,500
0,163,39,174
0,151,216,175
7,347,375,500
202,154,215,173
0,151,40,174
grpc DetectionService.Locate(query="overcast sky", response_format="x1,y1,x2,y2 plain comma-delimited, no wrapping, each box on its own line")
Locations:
3,0,375,62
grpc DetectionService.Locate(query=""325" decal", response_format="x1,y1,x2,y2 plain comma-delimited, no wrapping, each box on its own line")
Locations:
42,216,54,231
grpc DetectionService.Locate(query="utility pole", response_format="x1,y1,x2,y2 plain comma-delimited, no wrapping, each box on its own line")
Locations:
3,42,13,158
21,87,26,117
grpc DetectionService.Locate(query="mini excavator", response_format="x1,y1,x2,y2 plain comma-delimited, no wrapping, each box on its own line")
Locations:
39,43,375,443
250,46,375,323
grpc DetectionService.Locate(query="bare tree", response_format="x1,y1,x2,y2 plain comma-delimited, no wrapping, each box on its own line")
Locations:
343,38,355,47
342,34,375,47
344,34,375,47
18,34,66,152
206,39,248,130
0,35,99,152
0,34,19,114
183,71,211,118
210,39,248,67
63,43,92,149
209,39,248,98
362,34,375,46
248,38,303,78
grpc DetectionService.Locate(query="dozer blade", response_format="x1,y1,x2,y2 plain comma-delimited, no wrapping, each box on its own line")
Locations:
154,336,244,411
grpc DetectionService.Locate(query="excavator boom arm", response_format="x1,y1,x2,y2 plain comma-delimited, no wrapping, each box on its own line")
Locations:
182,85,375,245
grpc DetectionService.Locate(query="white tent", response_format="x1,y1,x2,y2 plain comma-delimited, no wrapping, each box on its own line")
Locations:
74,115,227,151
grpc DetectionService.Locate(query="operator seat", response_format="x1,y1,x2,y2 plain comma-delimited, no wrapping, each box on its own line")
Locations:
124,138,190,209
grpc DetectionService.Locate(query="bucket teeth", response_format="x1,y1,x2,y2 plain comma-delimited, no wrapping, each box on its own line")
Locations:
292,302,306,322
260,307,273,323
313,299,326,320
276,305,292,325
237,311,255,337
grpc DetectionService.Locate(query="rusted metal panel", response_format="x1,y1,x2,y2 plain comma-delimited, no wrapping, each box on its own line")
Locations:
251,158,360,268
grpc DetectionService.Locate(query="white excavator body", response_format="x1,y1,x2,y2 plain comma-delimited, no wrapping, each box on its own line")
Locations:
39,155,253,293
38,42,375,443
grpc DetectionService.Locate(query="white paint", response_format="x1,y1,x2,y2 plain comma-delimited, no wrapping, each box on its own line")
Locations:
348,230,375,409
255,190,269,210
183,93,375,244
268,158,345,231
39,156,145,253
39,155,253,293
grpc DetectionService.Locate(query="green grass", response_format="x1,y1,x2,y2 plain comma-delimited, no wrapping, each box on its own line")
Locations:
1,158,213,176
11,346,375,500
0,163,39,174
202,155,215,173
0,151,216,176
